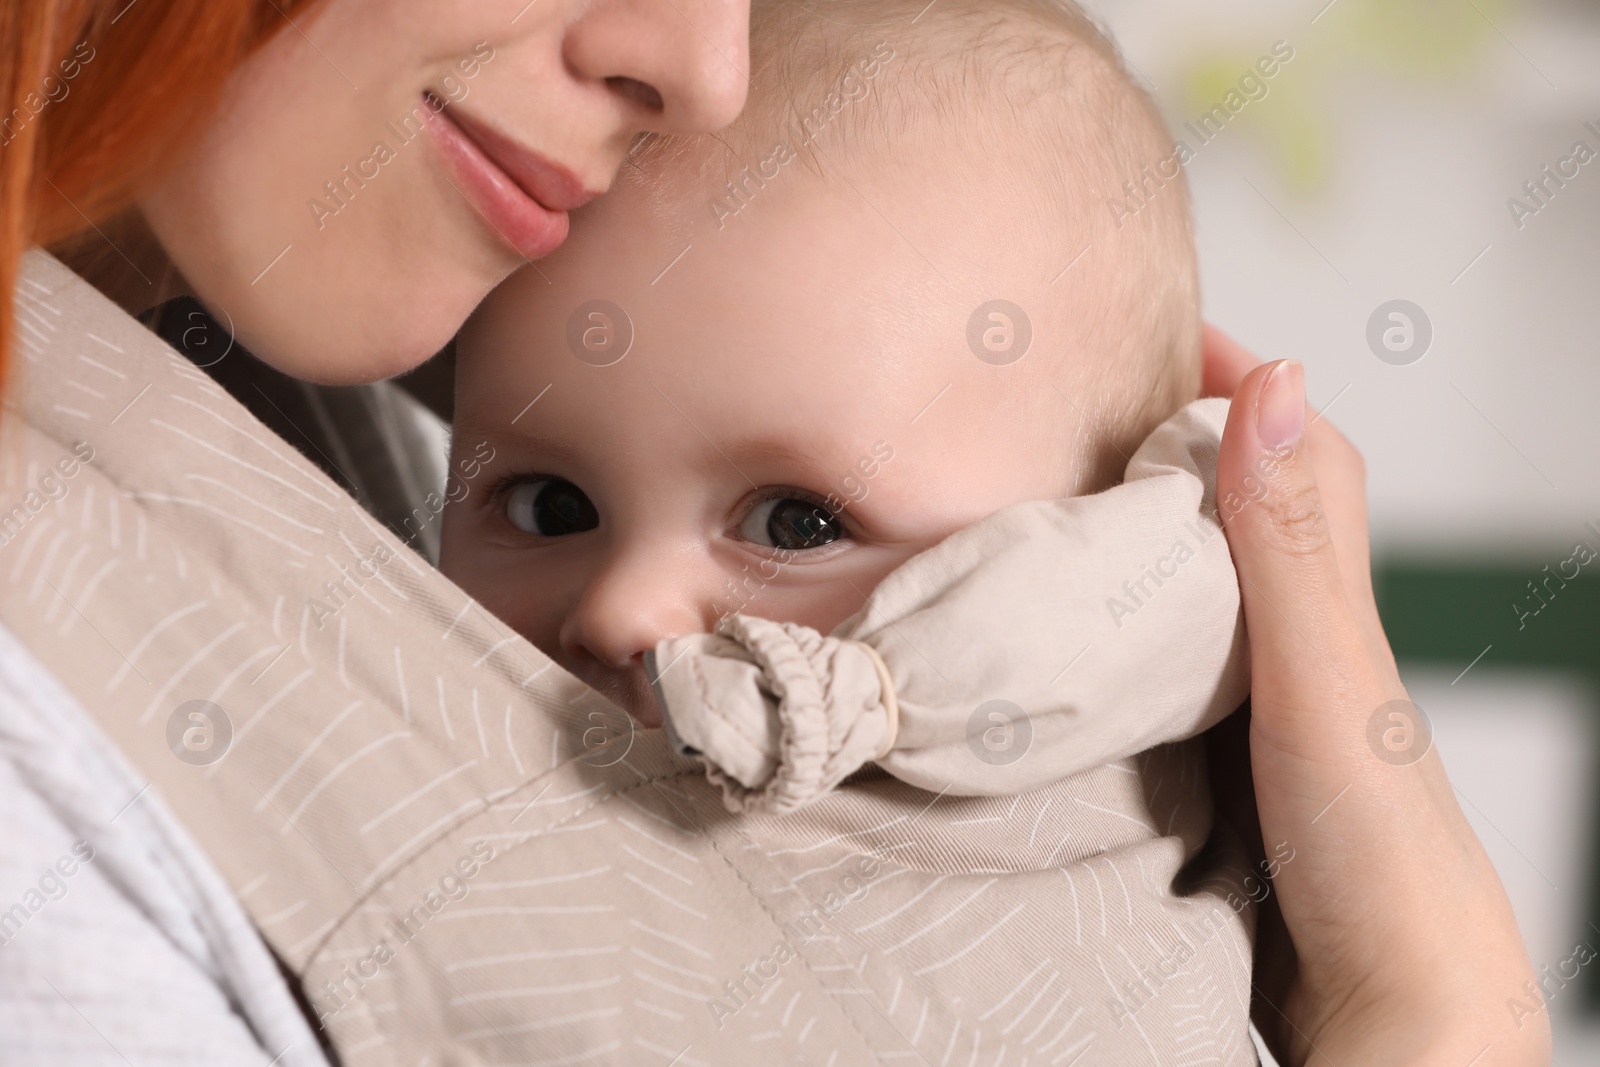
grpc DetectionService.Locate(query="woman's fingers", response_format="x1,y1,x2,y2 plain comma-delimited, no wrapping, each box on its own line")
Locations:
1205,325,1393,678
1200,323,1261,399
1302,414,1398,676
1203,321,1395,681
1217,360,1390,717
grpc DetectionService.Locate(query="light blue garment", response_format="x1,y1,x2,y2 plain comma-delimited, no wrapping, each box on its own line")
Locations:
0,621,330,1067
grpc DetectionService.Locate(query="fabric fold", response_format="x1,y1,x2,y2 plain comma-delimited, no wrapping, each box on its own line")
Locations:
652,398,1249,813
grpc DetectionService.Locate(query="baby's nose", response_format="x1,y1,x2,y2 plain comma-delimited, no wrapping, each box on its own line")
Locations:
557,549,714,672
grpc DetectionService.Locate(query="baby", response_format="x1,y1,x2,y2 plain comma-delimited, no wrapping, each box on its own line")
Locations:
441,0,1261,1061
443,5,1198,724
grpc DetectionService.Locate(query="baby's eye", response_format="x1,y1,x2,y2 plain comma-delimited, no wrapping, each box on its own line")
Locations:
504,478,598,537
740,496,846,552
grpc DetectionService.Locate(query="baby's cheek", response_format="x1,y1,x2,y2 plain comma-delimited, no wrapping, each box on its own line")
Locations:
438,518,563,656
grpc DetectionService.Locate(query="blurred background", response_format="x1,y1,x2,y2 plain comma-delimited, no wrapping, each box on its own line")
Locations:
1077,0,1599,1059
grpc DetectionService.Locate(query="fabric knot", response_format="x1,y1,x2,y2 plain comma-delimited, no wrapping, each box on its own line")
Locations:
648,615,893,813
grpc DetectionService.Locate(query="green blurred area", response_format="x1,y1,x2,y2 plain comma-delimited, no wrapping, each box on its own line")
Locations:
1375,552,1600,1006
1336,0,1513,79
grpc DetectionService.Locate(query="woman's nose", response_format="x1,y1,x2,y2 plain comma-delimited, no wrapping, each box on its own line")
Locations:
565,0,751,135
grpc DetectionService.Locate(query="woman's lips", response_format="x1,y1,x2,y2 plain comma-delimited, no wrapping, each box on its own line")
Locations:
423,94,596,260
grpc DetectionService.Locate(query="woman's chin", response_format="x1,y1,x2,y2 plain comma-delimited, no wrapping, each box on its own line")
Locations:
242,325,449,386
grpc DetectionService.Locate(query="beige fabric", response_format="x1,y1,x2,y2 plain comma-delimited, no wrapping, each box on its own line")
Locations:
2,249,1258,1066
652,400,1247,815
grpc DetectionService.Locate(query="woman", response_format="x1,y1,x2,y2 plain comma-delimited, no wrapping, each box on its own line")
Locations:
0,1,1545,1064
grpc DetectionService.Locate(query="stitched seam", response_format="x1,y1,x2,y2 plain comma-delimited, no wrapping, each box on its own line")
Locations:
641,778,893,1062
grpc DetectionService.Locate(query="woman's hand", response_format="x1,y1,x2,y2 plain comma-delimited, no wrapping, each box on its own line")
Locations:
1201,325,1549,1066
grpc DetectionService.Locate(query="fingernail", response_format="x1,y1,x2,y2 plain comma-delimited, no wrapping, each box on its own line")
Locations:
1256,360,1305,452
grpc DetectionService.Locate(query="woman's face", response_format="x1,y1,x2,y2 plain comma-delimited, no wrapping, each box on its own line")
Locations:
138,0,749,384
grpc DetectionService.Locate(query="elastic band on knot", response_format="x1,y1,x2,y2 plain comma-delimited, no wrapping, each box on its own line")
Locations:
856,641,899,759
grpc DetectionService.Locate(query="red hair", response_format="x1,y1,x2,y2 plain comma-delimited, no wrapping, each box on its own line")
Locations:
0,0,319,390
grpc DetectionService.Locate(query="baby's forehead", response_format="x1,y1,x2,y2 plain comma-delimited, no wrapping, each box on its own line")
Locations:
460,2,1193,497
621,34,1167,319
463,102,1131,435
631,119,1090,300
461,152,1071,425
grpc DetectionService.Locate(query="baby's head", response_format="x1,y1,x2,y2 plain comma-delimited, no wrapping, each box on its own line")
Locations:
441,0,1198,724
